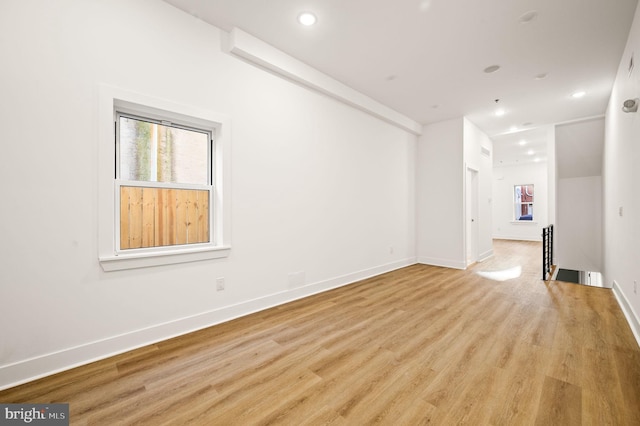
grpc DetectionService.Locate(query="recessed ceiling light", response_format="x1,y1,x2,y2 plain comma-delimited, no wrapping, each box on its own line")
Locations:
519,10,538,24
484,65,501,74
495,109,505,117
534,157,541,162
510,125,518,132
519,140,527,146
534,73,548,80
572,91,586,99
419,0,432,11
527,150,535,155
298,12,317,26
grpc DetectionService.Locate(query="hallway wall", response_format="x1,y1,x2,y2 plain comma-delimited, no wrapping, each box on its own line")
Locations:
604,1,640,341
0,0,418,389
556,176,602,272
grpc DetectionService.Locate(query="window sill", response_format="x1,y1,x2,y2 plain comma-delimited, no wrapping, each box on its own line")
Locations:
510,221,538,225
99,246,231,272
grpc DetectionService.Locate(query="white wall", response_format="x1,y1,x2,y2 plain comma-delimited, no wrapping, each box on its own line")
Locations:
556,177,602,272
547,126,557,235
492,162,548,241
416,118,465,268
416,118,493,269
554,118,604,274
0,0,417,389
604,2,640,341
463,119,494,262
555,118,604,179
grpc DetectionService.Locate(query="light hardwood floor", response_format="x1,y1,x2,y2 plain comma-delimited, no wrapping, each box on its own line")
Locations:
1,240,639,425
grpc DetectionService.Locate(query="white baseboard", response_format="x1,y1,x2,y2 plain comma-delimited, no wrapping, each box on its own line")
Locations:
612,280,640,348
417,256,466,270
492,235,542,242
478,249,494,262
0,257,416,391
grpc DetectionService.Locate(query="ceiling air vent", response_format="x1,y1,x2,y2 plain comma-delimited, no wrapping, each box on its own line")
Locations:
481,146,491,157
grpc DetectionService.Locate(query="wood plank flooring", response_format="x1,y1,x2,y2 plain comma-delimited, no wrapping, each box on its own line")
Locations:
1,240,639,425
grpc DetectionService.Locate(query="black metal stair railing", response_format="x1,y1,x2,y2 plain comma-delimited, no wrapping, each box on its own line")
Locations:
542,224,554,280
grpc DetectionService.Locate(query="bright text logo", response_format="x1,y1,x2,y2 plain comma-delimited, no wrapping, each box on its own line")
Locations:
0,404,68,425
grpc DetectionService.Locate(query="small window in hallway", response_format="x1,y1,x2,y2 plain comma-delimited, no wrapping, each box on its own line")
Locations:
514,184,534,221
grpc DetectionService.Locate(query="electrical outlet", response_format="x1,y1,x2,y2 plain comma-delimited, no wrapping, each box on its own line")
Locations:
634,280,637,294
389,246,394,254
216,277,225,291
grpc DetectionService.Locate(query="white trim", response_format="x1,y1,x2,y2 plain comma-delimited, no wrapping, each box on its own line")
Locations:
117,180,211,191
417,256,467,270
98,85,232,271
0,257,416,391
612,280,640,348
114,181,214,257
478,249,494,262
492,235,542,242
99,246,231,272
554,114,605,127
226,28,422,136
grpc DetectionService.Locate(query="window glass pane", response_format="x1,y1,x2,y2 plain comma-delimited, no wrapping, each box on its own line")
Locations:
119,116,209,185
514,185,534,221
515,204,534,220
518,185,534,202
120,186,209,250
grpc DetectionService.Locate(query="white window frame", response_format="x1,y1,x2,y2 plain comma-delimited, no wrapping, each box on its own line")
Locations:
115,111,214,254
513,184,534,222
98,85,231,271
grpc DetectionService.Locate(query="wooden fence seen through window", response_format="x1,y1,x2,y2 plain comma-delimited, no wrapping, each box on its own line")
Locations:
120,186,210,249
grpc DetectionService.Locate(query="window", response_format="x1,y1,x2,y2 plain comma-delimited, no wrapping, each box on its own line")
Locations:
514,184,534,221
116,113,212,250
98,86,231,271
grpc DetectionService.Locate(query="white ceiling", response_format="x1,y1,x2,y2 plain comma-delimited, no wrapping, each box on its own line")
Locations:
492,126,549,167
162,0,637,163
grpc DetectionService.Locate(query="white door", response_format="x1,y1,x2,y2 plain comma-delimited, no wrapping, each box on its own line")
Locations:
466,168,479,266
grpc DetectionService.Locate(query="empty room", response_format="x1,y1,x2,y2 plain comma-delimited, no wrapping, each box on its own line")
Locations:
1,0,639,424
